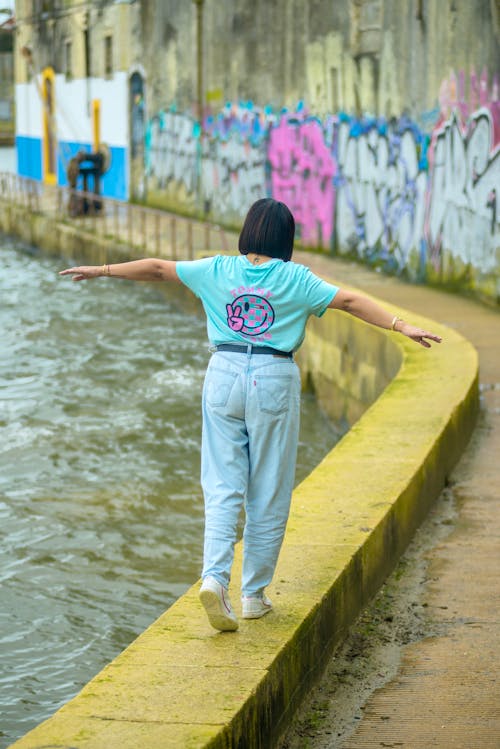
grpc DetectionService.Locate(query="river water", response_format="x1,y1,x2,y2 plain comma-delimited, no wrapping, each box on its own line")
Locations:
0,237,343,747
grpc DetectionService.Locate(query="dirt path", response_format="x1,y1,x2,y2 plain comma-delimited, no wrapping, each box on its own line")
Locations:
280,253,500,749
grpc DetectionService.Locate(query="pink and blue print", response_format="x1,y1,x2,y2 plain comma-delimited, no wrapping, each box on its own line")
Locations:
226,294,275,337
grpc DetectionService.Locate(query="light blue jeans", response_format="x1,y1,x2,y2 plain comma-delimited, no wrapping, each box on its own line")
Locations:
201,350,301,598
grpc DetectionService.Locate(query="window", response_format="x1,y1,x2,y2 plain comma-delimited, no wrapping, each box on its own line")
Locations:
65,39,72,80
350,0,382,56
84,27,90,78
104,35,113,78
330,67,339,112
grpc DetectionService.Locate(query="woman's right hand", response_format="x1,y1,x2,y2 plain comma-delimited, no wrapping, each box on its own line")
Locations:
398,321,442,348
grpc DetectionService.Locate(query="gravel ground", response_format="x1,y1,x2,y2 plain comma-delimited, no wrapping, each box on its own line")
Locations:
278,484,459,749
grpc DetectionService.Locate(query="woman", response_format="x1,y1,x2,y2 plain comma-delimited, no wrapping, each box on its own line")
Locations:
60,198,441,632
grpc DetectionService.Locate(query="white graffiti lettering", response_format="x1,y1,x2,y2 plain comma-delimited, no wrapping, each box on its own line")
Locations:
147,112,198,194
202,138,266,220
427,109,499,273
335,119,428,271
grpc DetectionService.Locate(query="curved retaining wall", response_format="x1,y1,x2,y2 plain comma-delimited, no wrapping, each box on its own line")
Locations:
2,205,479,749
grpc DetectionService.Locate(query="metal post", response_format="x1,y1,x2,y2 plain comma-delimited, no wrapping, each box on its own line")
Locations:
141,208,146,251
155,212,160,255
220,226,228,254
92,190,97,235
102,196,107,238
187,221,193,260
171,217,176,259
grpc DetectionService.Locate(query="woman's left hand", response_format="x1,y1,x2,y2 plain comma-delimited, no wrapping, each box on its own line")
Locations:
398,322,442,348
59,266,102,281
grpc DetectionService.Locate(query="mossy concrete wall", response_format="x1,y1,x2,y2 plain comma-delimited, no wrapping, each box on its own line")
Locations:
0,201,129,265
2,206,479,748
296,311,402,426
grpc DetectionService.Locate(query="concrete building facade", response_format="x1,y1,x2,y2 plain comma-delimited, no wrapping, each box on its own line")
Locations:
14,0,135,198
11,0,500,302
0,14,15,145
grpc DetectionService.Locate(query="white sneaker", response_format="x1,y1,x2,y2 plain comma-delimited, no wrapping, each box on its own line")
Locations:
241,594,273,619
199,576,239,632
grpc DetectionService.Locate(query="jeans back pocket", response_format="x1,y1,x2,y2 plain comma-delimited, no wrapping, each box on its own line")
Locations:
255,374,293,415
204,367,239,408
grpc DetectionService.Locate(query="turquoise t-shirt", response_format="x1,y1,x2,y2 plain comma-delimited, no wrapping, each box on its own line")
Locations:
176,255,339,352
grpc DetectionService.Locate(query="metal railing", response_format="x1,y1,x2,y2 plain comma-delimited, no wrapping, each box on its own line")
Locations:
0,172,234,260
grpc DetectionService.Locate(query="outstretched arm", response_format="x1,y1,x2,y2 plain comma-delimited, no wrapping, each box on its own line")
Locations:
329,288,442,348
59,259,180,283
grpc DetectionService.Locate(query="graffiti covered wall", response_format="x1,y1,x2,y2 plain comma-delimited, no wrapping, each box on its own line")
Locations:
145,69,499,303
145,104,269,223
427,109,499,297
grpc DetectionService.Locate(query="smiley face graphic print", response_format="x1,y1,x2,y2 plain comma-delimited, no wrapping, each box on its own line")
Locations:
226,294,275,337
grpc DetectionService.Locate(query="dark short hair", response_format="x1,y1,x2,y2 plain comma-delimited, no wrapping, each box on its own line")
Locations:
238,198,295,262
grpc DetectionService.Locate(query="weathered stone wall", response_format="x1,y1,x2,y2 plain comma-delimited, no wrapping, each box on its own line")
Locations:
135,0,499,305
12,0,499,302
14,0,133,84
135,0,499,118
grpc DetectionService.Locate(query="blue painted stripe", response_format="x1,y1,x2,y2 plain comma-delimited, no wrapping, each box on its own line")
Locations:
16,136,43,181
15,136,128,201
102,146,128,201
57,141,128,201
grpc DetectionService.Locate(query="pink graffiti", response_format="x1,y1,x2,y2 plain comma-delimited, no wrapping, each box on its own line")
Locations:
268,115,336,247
438,68,500,145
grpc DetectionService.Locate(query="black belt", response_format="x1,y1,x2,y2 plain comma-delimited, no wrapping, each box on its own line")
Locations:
215,344,293,358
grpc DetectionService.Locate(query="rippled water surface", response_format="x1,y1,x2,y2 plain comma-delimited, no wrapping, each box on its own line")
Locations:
0,238,342,747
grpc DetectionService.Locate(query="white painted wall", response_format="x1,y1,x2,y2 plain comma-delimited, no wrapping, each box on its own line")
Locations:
16,81,43,138
0,146,16,172
15,72,128,147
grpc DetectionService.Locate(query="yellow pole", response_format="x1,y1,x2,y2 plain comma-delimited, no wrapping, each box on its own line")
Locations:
41,67,56,185
92,99,100,152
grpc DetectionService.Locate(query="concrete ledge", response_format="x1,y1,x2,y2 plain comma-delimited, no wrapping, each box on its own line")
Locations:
3,208,479,748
